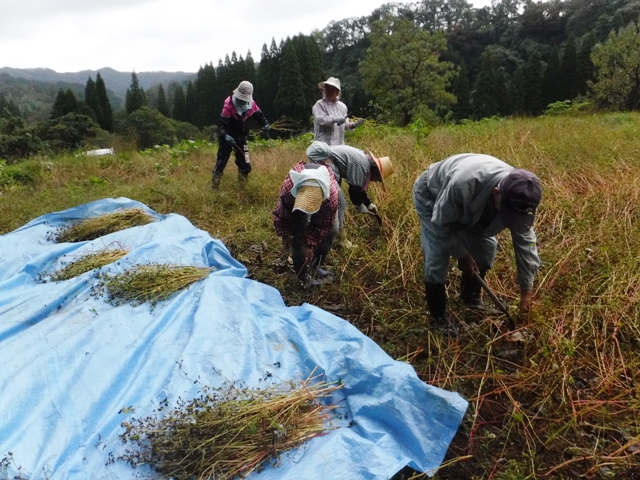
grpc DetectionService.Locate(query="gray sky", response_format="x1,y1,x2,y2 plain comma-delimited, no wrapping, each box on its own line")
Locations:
1,0,492,73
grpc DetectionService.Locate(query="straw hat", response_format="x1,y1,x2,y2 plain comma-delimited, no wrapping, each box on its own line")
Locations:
233,81,253,102
293,185,324,214
318,77,341,92
367,151,394,185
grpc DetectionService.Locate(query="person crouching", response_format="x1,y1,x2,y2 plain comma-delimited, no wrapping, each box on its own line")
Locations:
273,162,340,288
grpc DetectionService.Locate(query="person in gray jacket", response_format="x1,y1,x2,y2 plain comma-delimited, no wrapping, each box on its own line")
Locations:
413,153,542,331
312,77,364,146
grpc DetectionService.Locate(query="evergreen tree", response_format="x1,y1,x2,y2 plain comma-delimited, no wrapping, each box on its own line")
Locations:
244,50,257,85
95,73,114,132
195,63,217,128
450,63,471,120
543,46,562,106
125,72,147,114
51,89,79,119
577,31,597,95
157,84,169,117
472,55,500,119
291,35,324,109
510,64,528,115
256,40,281,120
524,51,545,115
172,84,187,122
560,33,579,100
185,80,198,125
0,94,21,119
274,39,307,120
84,77,102,125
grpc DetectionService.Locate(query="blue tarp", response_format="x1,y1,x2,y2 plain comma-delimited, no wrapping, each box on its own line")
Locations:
0,198,468,480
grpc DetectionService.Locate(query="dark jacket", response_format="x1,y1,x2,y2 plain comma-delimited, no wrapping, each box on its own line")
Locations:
218,96,268,141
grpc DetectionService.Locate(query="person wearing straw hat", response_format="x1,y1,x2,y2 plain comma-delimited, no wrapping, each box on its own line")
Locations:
273,162,340,287
212,81,271,190
312,77,364,146
305,140,394,249
412,154,542,333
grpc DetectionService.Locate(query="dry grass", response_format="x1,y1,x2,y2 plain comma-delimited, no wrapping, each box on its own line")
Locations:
2,115,640,477
50,247,128,281
54,207,154,243
101,264,213,305
118,374,343,480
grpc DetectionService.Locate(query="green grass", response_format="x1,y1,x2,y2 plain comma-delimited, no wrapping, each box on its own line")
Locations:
2,114,640,478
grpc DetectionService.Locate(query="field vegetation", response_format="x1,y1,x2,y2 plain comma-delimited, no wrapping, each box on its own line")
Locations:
1,112,639,478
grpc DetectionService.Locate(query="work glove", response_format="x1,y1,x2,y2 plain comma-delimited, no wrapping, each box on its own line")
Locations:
224,134,236,146
333,117,346,125
356,203,369,214
353,118,365,128
367,203,378,214
263,124,271,139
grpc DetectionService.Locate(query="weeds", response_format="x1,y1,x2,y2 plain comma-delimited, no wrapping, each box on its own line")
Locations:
118,373,343,480
99,264,212,306
52,207,154,243
49,246,128,281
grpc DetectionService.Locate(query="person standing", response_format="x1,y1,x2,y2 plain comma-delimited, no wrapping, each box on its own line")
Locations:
273,162,340,287
212,81,270,190
305,141,393,248
412,153,542,332
312,77,364,146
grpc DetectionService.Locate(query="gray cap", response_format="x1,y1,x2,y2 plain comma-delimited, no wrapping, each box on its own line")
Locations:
499,169,542,232
305,141,331,162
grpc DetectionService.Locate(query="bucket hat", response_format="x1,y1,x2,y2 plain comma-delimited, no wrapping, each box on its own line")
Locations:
233,81,253,102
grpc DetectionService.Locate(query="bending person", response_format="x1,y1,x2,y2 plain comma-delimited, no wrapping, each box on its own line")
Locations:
412,153,542,332
306,140,393,248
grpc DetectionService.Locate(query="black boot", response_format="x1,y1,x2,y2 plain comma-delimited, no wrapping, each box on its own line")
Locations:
310,255,333,279
425,282,455,333
459,270,486,307
211,172,222,190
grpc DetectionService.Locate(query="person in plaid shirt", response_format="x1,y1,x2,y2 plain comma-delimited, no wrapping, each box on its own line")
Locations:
273,162,340,287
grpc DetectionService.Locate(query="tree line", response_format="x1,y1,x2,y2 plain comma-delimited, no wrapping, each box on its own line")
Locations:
2,0,640,161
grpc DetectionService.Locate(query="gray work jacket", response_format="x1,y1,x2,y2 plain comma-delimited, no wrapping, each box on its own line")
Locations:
420,153,540,289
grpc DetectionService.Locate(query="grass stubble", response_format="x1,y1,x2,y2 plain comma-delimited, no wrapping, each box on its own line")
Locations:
1,115,640,478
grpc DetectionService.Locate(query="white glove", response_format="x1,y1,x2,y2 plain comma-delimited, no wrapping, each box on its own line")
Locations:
353,118,365,128
356,203,368,214
367,203,378,214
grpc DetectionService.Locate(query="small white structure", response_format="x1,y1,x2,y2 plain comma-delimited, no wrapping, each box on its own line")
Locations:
85,148,115,156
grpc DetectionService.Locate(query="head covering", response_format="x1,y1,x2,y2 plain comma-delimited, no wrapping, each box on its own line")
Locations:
367,151,394,187
305,141,332,163
318,77,341,92
499,169,542,233
233,81,253,102
289,164,332,214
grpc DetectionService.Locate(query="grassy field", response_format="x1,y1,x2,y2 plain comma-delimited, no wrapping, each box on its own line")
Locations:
1,113,640,479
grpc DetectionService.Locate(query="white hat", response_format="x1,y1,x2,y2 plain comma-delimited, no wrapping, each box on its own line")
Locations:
233,81,253,102
318,77,341,91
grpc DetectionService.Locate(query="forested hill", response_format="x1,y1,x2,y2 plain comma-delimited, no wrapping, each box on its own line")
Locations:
0,67,195,98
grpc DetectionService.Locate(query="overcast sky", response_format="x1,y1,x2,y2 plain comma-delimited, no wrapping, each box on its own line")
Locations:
1,0,493,73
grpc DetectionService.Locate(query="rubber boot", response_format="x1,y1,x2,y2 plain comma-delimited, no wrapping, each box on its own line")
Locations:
335,229,353,249
425,282,456,334
211,172,222,191
310,255,333,279
459,270,486,307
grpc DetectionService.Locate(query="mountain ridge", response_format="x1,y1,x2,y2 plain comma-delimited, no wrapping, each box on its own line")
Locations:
0,67,196,98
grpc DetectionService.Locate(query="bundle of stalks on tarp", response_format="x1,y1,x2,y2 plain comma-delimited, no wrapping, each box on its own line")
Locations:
118,374,343,480
100,263,213,306
53,208,154,243
50,246,128,282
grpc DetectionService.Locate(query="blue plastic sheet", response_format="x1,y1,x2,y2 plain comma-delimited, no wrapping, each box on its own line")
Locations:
0,198,468,479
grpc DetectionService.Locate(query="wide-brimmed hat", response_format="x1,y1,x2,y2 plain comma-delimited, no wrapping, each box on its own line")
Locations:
367,151,394,187
499,168,542,233
318,77,341,92
233,81,253,102
293,185,324,214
